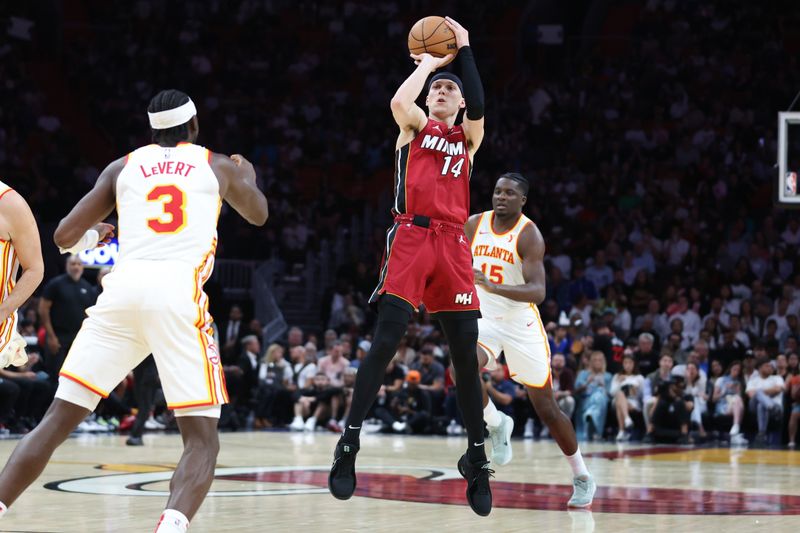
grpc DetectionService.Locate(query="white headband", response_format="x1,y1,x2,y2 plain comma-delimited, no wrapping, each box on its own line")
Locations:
147,99,197,129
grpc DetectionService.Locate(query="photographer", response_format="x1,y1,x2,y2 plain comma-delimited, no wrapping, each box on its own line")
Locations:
644,374,693,444
373,370,432,434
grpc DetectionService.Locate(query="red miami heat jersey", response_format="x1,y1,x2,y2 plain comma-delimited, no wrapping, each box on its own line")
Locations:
392,118,471,224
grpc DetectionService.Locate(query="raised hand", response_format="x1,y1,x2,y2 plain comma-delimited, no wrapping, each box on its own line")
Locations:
410,52,454,72
444,17,470,49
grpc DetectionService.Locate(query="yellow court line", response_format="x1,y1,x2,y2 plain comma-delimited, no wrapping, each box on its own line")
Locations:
633,448,800,466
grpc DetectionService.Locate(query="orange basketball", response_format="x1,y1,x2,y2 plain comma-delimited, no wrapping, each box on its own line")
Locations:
407,16,458,66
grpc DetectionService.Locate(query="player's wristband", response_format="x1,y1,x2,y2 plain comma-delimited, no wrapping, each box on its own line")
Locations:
59,229,99,255
458,46,484,120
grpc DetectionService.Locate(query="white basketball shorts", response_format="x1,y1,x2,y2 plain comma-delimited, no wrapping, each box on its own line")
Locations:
56,260,227,415
477,304,551,388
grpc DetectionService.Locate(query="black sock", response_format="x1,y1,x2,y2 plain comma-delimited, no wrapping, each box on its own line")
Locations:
439,317,487,464
341,297,412,447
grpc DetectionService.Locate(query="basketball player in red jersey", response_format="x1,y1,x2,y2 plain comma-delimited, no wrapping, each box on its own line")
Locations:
329,18,493,516
0,90,268,533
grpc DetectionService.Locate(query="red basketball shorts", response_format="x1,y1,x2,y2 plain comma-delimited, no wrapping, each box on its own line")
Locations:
369,214,481,318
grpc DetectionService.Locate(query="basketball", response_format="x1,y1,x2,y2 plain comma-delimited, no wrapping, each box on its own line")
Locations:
408,16,458,65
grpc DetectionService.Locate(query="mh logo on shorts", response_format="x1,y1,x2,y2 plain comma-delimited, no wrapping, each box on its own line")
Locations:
454,292,473,305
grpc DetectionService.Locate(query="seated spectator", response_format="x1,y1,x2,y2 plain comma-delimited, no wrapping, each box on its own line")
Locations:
574,351,612,441
289,373,342,432
645,374,693,444
0,354,52,431
338,367,358,430
788,371,800,448
611,353,644,441
550,353,575,420
411,346,445,411
746,358,785,444
292,343,318,390
372,356,406,419
642,353,675,429
253,343,294,428
350,340,371,369
683,362,708,437
317,340,349,387
713,360,747,443
633,333,659,376
484,366,514,419
373,370,431,434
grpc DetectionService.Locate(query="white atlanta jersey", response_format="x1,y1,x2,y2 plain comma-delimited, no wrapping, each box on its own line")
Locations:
57,142,228,413
471,210,551,388
471,210,536,319
116,142,220,267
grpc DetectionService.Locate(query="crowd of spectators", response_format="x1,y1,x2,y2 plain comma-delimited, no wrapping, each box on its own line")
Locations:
2,1,800,447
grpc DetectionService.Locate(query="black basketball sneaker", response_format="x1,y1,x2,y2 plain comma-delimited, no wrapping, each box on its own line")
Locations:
328,439,359,500
457,453,494,516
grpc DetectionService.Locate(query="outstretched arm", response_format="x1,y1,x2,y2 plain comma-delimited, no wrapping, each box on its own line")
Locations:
54,158,121,250
473,223,546,304
0,191,44,323
445,17,485,156
212,154,268,226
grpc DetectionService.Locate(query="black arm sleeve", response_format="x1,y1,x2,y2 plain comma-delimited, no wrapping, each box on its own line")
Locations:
458,46,484,120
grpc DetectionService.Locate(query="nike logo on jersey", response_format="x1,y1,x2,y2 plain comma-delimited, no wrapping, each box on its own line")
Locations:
507,235,513,242
478,231,489,235
527,321,535,327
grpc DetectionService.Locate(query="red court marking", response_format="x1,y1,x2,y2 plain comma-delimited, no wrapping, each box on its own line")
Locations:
217,471,800,515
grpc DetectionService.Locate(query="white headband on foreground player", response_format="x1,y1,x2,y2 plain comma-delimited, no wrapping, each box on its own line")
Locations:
147,99,197,129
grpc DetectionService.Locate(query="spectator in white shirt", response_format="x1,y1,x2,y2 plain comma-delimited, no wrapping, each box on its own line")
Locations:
766,299,791,339
746,358,785,443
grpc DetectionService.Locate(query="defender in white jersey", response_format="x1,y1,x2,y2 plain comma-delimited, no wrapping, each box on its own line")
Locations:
0,182,44,369
0,90,268,532
465,173,595,508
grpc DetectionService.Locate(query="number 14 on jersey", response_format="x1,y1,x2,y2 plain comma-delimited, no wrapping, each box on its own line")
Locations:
441,156,464,178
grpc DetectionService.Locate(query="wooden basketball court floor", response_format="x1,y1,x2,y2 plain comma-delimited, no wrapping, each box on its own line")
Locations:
0,431,798,532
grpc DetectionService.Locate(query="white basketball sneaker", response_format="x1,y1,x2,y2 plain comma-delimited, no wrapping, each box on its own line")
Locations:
489,412,515,466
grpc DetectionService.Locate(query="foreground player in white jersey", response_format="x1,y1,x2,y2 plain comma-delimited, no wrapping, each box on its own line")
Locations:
466,173,596,508
0,182,45,368
0,90,268,532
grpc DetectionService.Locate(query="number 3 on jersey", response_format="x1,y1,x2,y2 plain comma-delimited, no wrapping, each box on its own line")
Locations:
480,263,504,284
147,185,186,234
441,156,464,178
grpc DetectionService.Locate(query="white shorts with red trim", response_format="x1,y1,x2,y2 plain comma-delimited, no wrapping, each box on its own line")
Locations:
56,259,227,411
477,304,551,388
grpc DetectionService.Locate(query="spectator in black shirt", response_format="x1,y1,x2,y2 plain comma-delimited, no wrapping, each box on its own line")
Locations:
38,255,97,382
373,370,432,434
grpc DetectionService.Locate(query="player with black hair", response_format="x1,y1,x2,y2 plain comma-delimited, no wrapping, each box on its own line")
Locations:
0,89,268,532
465,172,596,508
328,17,494,516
